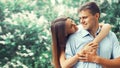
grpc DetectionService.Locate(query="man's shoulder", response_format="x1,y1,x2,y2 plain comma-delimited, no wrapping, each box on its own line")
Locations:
108,31,116,37
69,26,83,39
68,31,81,41
107,31,118,41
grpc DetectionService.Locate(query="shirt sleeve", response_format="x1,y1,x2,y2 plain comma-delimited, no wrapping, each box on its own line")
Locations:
111,32,120,58
65,39,76,59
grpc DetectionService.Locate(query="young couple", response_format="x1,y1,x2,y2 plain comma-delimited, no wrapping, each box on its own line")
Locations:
51,2,120,68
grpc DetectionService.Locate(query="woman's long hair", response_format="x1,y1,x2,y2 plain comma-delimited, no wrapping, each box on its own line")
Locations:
51,17,68,68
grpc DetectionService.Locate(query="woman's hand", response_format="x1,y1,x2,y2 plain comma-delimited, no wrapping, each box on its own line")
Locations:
77,42,99,63
82,42,98,54
77,49,99,64
78,49,99,63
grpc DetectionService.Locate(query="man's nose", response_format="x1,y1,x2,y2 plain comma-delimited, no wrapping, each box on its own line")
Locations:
80,19,85,24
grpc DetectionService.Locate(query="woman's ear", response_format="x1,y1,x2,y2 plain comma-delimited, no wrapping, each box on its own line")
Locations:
72,23,78,30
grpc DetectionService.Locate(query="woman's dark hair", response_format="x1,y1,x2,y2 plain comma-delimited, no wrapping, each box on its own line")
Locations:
51,17,69,68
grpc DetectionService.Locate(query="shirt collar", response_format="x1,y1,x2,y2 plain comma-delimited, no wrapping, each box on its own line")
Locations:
81,26,101,38
81,29,89,38
96,26,101,35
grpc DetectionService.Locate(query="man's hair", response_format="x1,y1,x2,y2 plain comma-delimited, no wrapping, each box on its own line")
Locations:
78,2,100,15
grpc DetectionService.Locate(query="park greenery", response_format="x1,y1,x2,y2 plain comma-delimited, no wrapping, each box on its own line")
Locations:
0,0,119,68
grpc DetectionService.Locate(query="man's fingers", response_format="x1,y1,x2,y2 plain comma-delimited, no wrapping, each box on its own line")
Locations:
78,54,89,62
78,56,88,62
77,53,86,57
88,42,93,46
91,43,98,47
92,49,97,53
78,56,87,60
92,46,98,49
87,49,97,55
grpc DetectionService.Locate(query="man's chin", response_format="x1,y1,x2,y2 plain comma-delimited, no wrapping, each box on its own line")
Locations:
83,27,88,30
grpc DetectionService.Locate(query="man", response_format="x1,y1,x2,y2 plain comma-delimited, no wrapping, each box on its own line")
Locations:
65,2,120,68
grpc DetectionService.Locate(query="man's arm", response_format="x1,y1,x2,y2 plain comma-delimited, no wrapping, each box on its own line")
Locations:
78,32,120,68
96,56,120,68
78,51,120,68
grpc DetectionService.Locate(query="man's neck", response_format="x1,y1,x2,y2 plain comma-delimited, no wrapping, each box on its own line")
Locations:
89,24,99,38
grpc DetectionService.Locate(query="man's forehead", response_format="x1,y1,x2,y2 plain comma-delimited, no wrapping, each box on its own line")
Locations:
78,13,87,17
78,10,92,17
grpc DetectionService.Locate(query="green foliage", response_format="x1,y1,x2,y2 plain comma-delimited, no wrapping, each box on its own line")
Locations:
0,0,119,68
0,11,51,68
99,0,120,41
0,2,5,22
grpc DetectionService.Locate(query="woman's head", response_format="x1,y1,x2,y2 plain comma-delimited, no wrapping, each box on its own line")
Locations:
65,18,78,36
51,17,78,67
51,17,78,47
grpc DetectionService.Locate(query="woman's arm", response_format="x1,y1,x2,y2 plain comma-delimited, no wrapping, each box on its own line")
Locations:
81,24,111,53
93,23,111,43
59,43,96,68
82,24,111,53
60,48,80,68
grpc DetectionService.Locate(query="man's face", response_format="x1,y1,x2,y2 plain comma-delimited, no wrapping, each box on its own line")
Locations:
79,9,98,30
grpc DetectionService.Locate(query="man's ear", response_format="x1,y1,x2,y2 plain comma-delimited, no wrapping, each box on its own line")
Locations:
95,13,100,20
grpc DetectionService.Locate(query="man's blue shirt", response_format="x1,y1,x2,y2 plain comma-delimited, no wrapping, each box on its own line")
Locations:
65,26,120,68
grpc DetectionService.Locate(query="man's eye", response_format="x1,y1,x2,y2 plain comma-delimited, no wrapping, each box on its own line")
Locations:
83,17,87,19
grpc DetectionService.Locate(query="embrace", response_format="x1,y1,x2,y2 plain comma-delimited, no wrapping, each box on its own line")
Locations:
51,2,120,68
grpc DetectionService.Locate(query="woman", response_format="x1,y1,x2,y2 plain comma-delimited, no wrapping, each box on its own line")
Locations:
51,17,111,68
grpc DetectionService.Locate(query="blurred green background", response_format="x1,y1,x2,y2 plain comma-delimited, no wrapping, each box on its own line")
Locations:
0,0,119,68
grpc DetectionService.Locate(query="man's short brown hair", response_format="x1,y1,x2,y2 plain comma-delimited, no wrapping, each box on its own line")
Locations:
78,2,100,15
